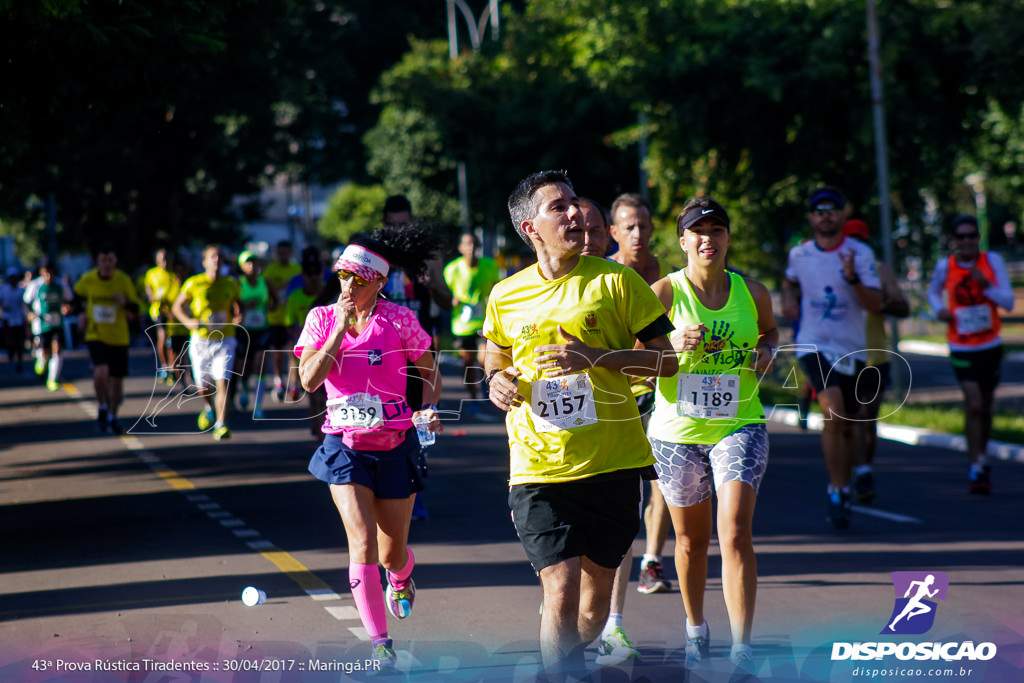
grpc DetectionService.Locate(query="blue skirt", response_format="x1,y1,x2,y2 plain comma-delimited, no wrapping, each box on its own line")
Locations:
308,430,426,499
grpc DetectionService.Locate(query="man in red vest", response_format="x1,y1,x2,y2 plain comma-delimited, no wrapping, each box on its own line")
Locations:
927,214,1015,494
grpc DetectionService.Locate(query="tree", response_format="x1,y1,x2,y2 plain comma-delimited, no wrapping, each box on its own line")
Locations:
318,183,387,245
0,0,448,270
360,0,1024,279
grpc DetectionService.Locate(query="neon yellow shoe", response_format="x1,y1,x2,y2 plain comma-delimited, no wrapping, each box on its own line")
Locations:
46,379,60,392
213,425,231,441
197,408,214,431
35,357,46,375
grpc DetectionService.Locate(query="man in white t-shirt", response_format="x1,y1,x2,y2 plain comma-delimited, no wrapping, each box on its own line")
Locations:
782,186,882,529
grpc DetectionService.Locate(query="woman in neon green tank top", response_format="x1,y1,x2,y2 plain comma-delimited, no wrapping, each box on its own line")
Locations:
647,197,778,671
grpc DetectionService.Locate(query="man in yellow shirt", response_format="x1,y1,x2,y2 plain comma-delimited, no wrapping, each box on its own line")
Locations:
172,245,242,441
73,243,142,434
143,248,174,383
262,240,301,402
483,170,677,677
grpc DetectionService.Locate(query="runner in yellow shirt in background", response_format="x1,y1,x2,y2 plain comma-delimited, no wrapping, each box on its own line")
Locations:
144,248,174,385
73,243,142,434
172,245,242,441
286,252,325,440
263,240,302,402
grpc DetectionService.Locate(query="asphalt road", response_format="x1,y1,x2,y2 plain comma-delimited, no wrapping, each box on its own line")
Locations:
1,347,1022,683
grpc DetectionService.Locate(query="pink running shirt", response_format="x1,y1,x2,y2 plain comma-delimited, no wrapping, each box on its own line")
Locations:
294,300,432,435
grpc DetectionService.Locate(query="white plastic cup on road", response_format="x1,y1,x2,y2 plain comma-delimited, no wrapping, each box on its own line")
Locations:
413,414,435,447
241,586,266,606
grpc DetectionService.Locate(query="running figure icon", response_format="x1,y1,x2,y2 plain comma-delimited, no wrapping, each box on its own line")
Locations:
882,571,949,635
888,574,939,631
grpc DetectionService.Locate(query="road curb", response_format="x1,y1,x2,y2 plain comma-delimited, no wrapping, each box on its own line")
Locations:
898,338,1024,362
766,405,1024,465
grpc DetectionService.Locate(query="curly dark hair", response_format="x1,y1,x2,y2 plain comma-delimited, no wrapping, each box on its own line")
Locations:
359,222,444,280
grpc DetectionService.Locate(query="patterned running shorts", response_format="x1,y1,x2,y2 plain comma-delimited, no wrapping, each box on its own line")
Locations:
650,423,769,508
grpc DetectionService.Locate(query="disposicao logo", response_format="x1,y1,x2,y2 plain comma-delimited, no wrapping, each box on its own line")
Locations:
882,571,949,635
831,571,997,663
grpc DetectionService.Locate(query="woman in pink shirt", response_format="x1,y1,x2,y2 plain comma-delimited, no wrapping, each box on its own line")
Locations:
294,228,442,670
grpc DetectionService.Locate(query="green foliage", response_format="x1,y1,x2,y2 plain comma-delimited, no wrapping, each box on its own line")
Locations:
361,0,1024,283
0,0,447,270
318,183,387,245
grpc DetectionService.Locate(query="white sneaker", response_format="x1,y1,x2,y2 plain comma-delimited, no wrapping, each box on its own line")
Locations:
730,644,755,671
595,627,640,666
685,621,710,667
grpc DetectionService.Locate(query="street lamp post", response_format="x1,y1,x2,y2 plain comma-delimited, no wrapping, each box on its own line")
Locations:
965,172,988,251
446,0,500,230
866,0,904,393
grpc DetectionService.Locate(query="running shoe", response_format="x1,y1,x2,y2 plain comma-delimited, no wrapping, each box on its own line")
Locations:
385,579,415,619
968,466,992,495
273,380,284,403
370,639,397,673
46,379,60,392
595,626,640,666
827,490,852,529
35,357,46,375
287,385,301,402
197,408,214,431
853,470,876,504
97,407,110,434
213,425,231,441
157,369,168,382
684,623,711,668
637,560,671,594
730,643,755,671
108,417,124,435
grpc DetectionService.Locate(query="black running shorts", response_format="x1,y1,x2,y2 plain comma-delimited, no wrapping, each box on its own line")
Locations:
509,468,644,573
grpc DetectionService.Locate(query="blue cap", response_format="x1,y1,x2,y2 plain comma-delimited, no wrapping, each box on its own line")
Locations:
808,188,846,210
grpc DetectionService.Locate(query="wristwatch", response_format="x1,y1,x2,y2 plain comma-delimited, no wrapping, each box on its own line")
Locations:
485,368,503,385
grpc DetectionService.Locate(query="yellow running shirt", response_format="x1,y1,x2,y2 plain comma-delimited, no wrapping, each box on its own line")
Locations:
179,273,241,339
163,275,188,337
144,266,173,320
483,256,665,485
74,269,141,346
263,261,301,326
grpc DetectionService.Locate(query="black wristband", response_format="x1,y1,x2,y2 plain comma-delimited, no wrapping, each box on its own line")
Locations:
844,273,861,285
485,368,503,385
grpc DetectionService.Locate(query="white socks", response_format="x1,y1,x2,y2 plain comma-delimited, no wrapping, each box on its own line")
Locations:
686,619,708,640
48,353,63,383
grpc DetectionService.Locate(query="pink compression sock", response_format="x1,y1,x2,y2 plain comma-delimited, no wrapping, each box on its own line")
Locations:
349,563,388,640
387,548,415,590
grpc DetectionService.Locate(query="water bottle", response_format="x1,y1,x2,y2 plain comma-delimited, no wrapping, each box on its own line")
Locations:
413,413,435,447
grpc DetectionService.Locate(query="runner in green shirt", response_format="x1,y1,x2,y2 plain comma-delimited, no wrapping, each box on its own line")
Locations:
442,233,500,409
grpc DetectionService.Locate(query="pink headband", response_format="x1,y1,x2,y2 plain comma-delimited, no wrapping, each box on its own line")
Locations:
333,244,390,281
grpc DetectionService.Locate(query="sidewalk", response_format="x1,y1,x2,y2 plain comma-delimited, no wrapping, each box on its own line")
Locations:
766,405,1024,465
